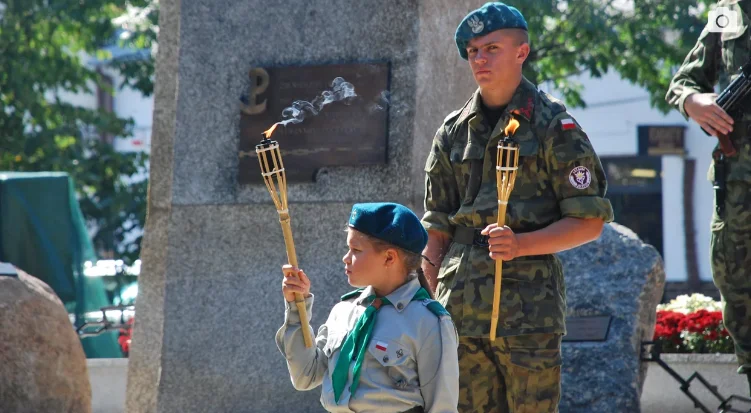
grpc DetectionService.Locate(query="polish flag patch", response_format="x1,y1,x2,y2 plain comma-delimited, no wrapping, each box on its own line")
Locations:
560,118,576,130
375,341,388,352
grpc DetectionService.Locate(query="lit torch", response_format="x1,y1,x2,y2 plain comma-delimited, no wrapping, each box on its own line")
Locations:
490,118,521,342
256,123,314,348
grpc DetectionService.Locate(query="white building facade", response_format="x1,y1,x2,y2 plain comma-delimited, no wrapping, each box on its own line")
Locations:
558,71,719,289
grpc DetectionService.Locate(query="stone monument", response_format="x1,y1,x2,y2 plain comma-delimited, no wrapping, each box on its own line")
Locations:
559,223,666,413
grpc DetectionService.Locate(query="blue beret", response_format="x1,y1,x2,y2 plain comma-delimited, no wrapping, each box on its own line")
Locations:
348,202,428,255
455,2,528,60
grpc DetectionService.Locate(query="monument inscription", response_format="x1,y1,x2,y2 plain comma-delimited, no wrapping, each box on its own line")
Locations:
562,315,613,342
238,62,391,183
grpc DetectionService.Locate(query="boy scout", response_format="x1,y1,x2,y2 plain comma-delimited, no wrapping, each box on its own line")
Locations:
665,0,751,396
420,3,614,412
277,202,460,412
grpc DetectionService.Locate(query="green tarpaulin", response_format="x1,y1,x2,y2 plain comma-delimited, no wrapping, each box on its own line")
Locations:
0,172,122,358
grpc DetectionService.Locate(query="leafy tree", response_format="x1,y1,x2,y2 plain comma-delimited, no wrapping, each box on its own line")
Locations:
0,0,157,263
517,0,716,112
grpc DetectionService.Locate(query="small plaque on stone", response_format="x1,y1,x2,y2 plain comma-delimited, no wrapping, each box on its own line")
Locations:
562,315,612,342
238,62,391,183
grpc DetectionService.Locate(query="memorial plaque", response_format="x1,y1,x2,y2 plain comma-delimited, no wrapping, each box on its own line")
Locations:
562,315,613,342
638,125,686,156
238,62,391,183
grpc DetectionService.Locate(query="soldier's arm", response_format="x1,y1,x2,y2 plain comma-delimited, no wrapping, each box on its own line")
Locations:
274,296,330,390
421,125,460,291
665,26,722,119
423,230,451,292
514,216,604,257
510,115,614,257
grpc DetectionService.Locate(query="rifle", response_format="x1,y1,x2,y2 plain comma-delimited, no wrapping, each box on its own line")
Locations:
709,60,751,157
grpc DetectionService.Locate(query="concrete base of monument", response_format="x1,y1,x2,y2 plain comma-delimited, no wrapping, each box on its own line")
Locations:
88,359,128,413
89,355,751,412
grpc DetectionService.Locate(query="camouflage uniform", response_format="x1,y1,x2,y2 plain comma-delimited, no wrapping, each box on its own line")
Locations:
422,78,614,412
665,0,751,378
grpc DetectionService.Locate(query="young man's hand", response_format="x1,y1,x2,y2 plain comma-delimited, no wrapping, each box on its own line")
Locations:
482,223,519,261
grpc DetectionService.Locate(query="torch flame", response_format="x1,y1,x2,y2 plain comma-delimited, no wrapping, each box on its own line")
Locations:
263,122,280,139
504,118,520,136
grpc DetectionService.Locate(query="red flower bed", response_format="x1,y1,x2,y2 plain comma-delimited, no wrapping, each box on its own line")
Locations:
654,309,733,353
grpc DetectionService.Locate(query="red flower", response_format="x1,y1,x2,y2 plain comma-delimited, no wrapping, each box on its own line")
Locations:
118,318,134,357
655,310,684,339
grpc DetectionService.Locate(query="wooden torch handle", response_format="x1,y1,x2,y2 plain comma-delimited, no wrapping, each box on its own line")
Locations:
490,202,508,342
279,214,314,348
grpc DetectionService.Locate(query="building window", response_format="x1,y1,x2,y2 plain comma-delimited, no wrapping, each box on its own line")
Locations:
601,156,663,257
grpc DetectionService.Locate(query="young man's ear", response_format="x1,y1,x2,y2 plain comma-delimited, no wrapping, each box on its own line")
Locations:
517,43,530,63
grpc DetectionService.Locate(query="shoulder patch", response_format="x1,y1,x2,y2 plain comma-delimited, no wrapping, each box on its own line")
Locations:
549,112,585,134
569,166,592,189
340,288,365,301
422,298,451,317
560,118,577,130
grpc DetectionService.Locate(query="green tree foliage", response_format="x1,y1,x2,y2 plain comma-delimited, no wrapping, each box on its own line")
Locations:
0,0,157,263
517,0,716,111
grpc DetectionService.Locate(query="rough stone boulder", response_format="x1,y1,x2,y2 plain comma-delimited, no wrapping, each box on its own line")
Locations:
0,265,91,413
558,223,666,413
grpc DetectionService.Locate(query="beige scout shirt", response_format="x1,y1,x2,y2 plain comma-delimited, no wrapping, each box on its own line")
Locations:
275,276,460,413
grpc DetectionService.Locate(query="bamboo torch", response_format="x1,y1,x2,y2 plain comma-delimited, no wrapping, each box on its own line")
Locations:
490,118,520,342
256,123,314,348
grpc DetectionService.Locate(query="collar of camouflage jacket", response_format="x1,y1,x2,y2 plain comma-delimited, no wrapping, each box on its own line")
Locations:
457,76,537,129
454,77,540,162
353,276,421,313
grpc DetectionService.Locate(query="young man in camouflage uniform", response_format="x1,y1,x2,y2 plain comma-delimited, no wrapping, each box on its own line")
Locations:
420,3,614,412
665,0,751,396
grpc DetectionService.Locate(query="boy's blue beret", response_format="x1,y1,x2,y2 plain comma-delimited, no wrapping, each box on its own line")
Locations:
348,202,428,255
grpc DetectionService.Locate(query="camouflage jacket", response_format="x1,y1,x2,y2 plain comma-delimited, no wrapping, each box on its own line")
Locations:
421,77,614,337
665,0,751,182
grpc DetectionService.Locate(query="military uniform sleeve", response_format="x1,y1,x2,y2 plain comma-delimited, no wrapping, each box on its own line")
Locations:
422,125,460,237
275,294,330,391
417,316,459,413
665,26,721,119
544,114,614,223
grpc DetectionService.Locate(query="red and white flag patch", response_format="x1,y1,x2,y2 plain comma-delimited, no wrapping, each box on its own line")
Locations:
375,341,388,352
560,118,576,130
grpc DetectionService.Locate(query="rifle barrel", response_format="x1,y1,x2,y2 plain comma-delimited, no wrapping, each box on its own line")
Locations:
719,75,751,111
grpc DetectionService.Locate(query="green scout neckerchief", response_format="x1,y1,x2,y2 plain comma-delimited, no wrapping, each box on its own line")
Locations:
331,287,445,403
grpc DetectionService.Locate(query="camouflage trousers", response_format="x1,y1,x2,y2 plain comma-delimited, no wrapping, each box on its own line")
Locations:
457,333,562,413
711,179,751,374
